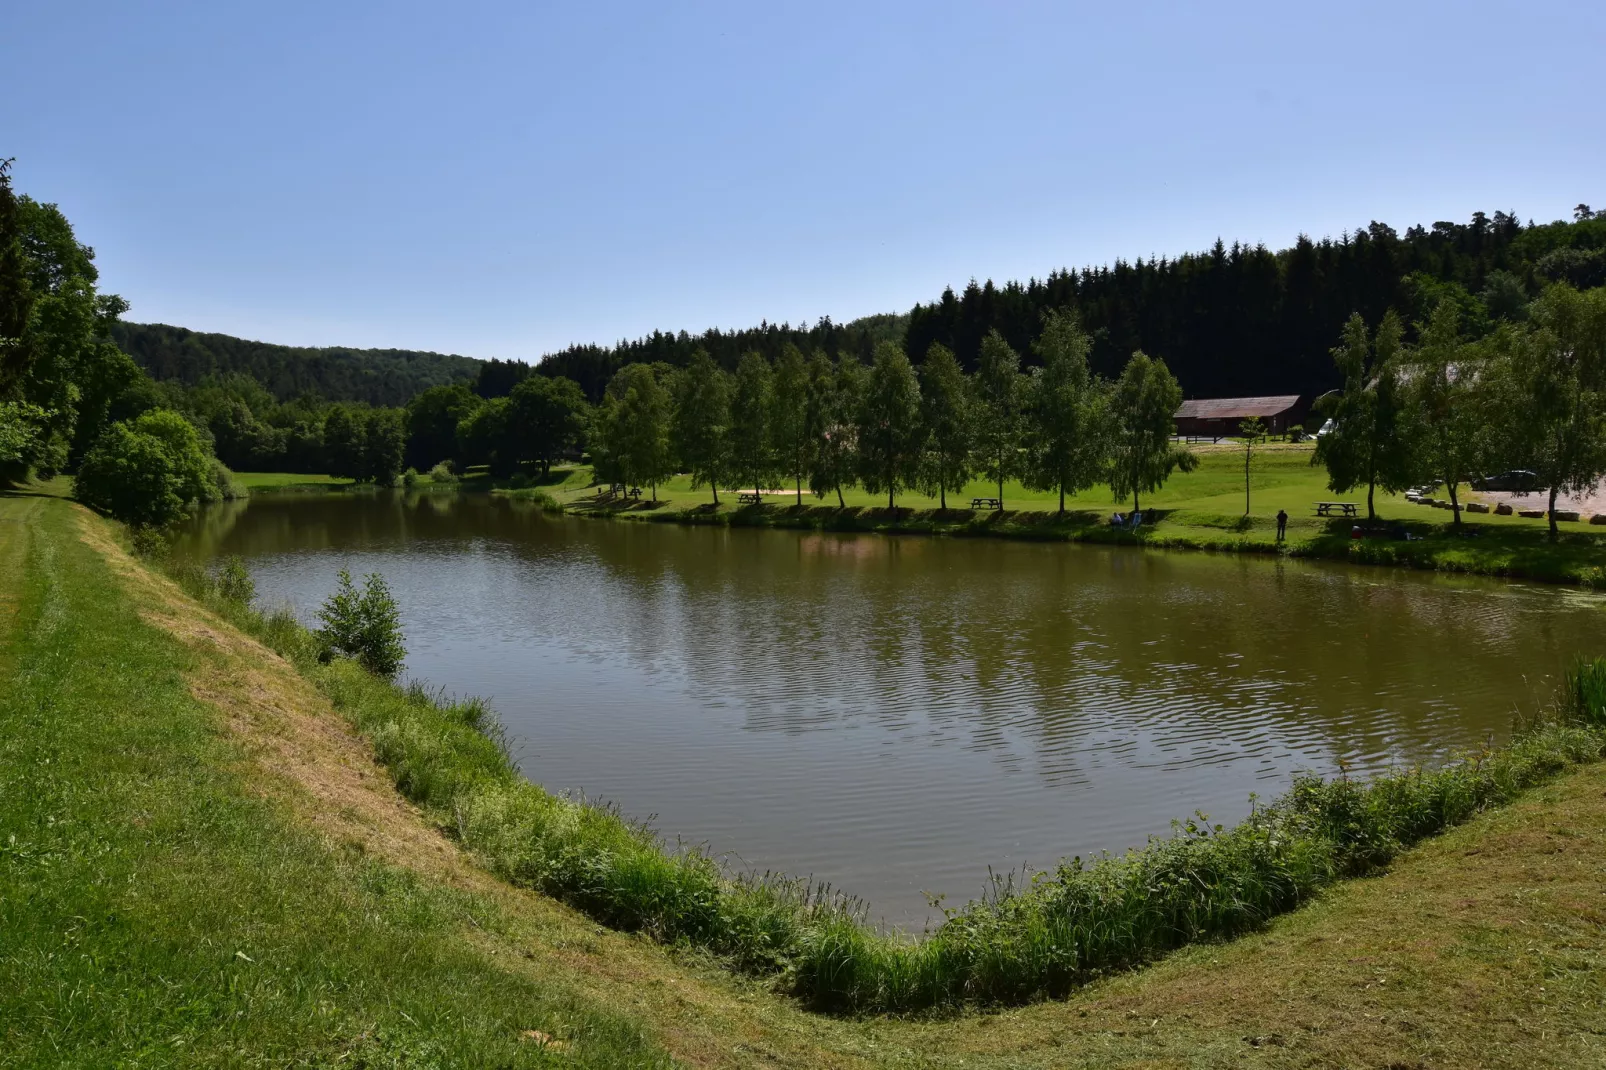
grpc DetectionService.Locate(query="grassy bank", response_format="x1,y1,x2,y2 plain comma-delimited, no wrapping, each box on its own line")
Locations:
537,445,1606,586
8,485,1606,1065
0,487,671,1067
152,491,1606,1015
241,445,1606,585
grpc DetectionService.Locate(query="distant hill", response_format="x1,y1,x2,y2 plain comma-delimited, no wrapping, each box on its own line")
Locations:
111,322,483,407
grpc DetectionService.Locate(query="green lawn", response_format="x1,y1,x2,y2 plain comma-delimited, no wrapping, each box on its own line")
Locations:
232,471,358,491
523,443,1606,586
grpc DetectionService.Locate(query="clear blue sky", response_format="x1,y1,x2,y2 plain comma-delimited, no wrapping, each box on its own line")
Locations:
4,1,1601,360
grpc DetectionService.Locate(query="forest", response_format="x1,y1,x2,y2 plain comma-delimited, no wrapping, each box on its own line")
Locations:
4,154,1604,538
112,206,1606,412
112,321,481,407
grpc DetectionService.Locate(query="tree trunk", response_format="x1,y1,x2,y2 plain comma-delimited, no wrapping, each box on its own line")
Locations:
888,486,895,510
711,482,720,505
1367,479,1376,521
1059,484,1065,515
1549,485,1560,539
1447,477,1459,527
1133,488,1140,514
796,473,801,505
997,471,1004,511
940,483,946,510
652,481,658,503
836,482,844,508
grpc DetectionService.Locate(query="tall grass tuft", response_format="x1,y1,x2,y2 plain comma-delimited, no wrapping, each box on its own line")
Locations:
1562,656,1606,726
161,544,1606,1018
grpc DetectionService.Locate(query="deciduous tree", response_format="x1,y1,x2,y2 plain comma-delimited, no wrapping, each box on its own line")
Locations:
1313,311,1414,520
509,374,589,475
1108,351,1195,514
1404,301,1491,526
1022,312,1107,514
671,349,731,505
974,330,1025,508
917,343,974,509
729,351,773,497
770,343,811,503
857,342,923,510
1502,283,1606,538
810,352,863,507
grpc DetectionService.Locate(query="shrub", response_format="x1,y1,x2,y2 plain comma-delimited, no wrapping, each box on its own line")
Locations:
128,525,169,561
215,556,255,605
316,568,406,678
210,459,248,500
428,460,457,484
402,466,420,488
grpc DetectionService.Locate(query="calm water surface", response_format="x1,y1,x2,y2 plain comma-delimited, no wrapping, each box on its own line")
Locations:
175,492,1606,927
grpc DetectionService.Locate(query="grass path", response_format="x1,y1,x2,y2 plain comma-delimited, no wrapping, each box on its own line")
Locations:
3,486,1604,1066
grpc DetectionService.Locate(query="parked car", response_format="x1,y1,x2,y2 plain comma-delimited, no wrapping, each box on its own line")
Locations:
1471,470,1540,492
1314,418,1335,438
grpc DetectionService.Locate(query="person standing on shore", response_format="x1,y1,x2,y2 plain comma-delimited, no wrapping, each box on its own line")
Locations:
1276,508,1288,541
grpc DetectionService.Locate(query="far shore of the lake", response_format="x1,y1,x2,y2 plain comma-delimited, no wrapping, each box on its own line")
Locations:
236,442,1606,589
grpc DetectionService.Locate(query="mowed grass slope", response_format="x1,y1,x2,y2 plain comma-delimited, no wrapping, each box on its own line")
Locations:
0,488,670,1069
4,483,1605,1068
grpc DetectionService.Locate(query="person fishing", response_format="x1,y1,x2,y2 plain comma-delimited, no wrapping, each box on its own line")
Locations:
1276,508,1288,541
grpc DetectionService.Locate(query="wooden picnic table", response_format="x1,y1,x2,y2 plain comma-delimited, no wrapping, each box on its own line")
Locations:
736,492,762,505
970,497,1002,511
1315,501,1358,517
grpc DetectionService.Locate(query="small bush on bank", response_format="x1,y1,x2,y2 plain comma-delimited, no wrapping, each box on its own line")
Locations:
216,556,255,605
428,461,458,484
316,568,405,678
162,551,1606,1015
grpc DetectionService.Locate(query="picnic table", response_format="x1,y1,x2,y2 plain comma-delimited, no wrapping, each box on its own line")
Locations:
1315,501,1358,517
627,486,642,500
970,497,1002,511
736,492,762,505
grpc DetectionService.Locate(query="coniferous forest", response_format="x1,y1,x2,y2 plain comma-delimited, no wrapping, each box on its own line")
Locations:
113,208,1606,407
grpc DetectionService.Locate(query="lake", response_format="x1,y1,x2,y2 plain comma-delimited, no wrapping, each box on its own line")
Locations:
174,492,1606,928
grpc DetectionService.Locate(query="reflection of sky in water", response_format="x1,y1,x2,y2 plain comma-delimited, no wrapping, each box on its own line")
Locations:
175,495,1606,928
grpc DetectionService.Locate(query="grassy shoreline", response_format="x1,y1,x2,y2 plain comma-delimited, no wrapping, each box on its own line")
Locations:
8,484,1606,1065
152,488,1606,1015
242,443,1606,587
